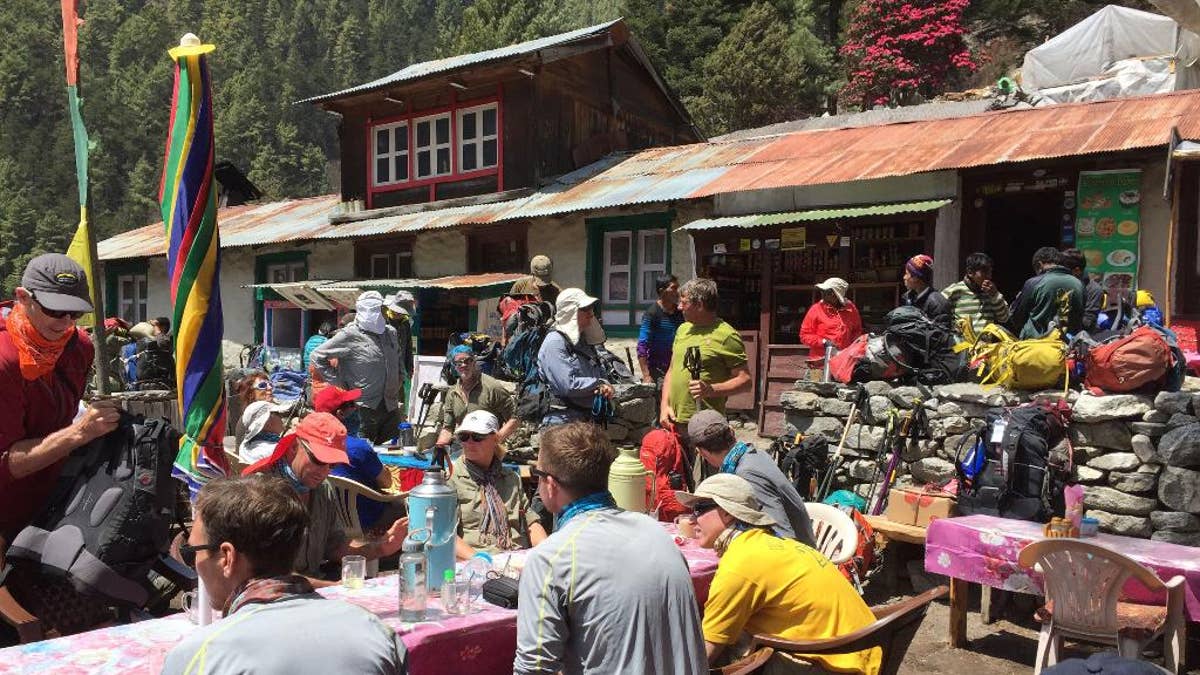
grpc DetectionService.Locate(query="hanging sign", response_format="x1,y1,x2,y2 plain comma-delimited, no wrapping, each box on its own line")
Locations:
780,227,807,250
1075,169,1141,293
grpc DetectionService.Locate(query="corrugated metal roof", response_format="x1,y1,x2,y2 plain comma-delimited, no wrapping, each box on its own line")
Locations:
301,20,622,104
99,194,340,261
244,274,526,308
678,200,953,231
711,99,1018,141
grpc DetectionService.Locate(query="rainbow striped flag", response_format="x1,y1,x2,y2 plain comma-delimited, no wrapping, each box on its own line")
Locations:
59,0,95,328
160,35,229,495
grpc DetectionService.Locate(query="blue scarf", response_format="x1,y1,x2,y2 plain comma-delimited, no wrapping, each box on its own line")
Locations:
278,461,312,495
254,431,282,444
720,442,753,475
556,491,616,530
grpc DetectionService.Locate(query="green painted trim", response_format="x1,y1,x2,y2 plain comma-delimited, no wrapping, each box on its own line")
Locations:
584,211,675,328
103,259,149,318
253,251,310,343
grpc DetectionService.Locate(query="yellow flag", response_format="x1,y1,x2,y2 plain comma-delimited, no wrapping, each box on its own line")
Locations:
65,206,95,328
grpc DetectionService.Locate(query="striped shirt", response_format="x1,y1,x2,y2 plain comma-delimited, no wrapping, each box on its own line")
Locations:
942,279,1010,333
637,302,684,379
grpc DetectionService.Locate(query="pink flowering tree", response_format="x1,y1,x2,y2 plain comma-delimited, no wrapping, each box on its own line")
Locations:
839,0,976,109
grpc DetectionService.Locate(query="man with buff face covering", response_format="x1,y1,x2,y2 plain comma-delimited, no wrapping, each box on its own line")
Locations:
0,254,122,554
311,291,403,444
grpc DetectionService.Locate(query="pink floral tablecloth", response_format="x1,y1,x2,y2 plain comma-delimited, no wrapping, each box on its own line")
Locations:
0,525,719,675
925,514,1200,620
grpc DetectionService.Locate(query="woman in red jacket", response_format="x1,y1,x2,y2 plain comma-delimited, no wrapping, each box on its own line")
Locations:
799,277,863,351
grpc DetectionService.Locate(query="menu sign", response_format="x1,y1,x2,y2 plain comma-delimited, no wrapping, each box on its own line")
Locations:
1074,169,1141,292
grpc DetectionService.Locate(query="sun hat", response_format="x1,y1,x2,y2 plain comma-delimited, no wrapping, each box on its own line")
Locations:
553,288,605,345
530,255,554,283
242,412,349,475
673,474,777,527
239,400,293,445
815,277,849,305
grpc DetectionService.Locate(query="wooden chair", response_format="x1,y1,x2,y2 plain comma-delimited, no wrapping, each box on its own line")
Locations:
750,585,947,675
328,475,407,577
805,502,858,565
1017,539,1186,675
711,647,775,675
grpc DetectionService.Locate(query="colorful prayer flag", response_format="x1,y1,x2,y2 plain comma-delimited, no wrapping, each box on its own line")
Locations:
60,0,94,327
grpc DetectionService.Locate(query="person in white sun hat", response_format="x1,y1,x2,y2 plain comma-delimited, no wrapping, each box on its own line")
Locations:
799,276,862,353
535,288,613,428
237,399,293,462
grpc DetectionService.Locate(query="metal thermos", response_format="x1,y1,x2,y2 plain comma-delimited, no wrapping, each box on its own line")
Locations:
406,464,458,591
608,445,655,513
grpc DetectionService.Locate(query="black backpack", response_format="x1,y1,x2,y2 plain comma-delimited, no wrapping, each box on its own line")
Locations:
883,307,964,384
6,415,182,607
772,434,829,501
135,335,176,388
498,301,555,385
955,401,1072,521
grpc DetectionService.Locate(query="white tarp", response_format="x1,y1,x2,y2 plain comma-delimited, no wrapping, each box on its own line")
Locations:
1034,56,1176,103
1022,5,1180,91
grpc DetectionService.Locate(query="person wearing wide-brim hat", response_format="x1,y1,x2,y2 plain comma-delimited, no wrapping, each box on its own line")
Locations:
676,473,881,674
535,288,613,427
798,276,863,353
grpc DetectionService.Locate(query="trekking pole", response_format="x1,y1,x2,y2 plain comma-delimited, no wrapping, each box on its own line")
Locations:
624,347,635,376
413,382,437,435
863,410,899,513
684,345,705,410
817,385,867,501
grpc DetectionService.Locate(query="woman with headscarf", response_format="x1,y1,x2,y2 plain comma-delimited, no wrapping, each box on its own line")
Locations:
901,254,952,327
449,410,546,558
535,288,614,428
311,291,402,443
798,276,863,352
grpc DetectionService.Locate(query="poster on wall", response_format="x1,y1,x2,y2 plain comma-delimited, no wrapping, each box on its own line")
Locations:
1075,169,1141,293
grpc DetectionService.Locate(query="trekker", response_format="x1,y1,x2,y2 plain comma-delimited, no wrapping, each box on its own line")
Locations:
383,293,415,387
311,291,403,444
942,252,1010,333
302,321,334,370
677,474,881,674
134,315,175,390
237,399,292,462
1060,248,1105,333
514,422,706,675
535,288,614,427
1008,247,1084,338
435,345,518,446
529,254,561,307
315,386,404,532
499,277,542,347
0,254,121,546
901,254,951,327
798,277,862,352
242,413,408,586
161,476,408,674
688,410,815,546
637,274,684,385
449,410,546,558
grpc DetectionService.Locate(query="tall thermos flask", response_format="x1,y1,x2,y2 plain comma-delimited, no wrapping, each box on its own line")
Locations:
608,445,656,514
406,448,458,591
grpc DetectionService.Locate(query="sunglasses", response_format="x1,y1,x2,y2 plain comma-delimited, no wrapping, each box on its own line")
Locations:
301,441,331,468
253,380,273,390
453,357,475,367
692,500,720,518
529,466,561,484
179,541,221,567
457,432,490,443
31,294,85,320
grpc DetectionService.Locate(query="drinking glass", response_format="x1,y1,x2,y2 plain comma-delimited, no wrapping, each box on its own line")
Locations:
342,555,367,589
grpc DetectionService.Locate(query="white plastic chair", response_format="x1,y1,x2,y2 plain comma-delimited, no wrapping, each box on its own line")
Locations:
328,475,408,578
1018,539,1186,675
804,502,858,565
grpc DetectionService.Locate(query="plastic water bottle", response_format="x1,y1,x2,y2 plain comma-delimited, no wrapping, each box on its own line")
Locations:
441,568,459,614
463,552,493,611
399,533,427,622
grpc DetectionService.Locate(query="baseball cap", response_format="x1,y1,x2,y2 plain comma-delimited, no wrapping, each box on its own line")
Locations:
687,409,731,448
383,293,412,316
22,253,93,313
313,386,362,414
530,255,554,283
674,474,777,527
243,412,349,475
455,410,500,436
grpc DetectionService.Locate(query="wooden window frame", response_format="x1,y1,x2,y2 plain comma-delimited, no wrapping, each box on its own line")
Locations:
585,212,675,336
467,224,528,274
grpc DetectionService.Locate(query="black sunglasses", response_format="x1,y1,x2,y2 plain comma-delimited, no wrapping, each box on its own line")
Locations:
692,500,720,517
457,432,489,443
31,294,85,320
179,541,221,567
301,440,331,468
529,466,563,484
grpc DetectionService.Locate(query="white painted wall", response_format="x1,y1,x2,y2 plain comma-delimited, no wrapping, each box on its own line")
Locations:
530,215,587,289
412,229,467,277
1135,159,1170,305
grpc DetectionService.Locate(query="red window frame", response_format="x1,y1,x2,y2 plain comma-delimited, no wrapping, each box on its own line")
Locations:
366,89,504,207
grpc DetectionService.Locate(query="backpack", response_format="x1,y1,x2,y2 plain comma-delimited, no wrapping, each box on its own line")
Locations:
639,427,692,521
440,332,500,384
961,323,1067,391
135,336,176,388
6,415,181,607
498,301,555,385
771,433,829,501
1084,325,1174,394
837,508,878,592
883,307,961,384
828,334,908,384
955,401,1072,522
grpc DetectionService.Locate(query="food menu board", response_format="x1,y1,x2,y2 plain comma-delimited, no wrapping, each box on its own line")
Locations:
1075,169,1141,292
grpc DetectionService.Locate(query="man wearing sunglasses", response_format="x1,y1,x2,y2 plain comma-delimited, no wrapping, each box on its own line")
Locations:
675,474,879,673
0,254,122,554
242,412,408,587
514,422,706,675
435,345,518,448
163,476,407,674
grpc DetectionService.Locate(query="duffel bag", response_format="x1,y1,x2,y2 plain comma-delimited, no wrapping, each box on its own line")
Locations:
1084,325,1172,394
966,324,1067,391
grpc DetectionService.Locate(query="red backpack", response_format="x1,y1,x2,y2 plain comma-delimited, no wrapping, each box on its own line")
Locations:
639,427,692,522
1085,325,1172,393
838,508,878,592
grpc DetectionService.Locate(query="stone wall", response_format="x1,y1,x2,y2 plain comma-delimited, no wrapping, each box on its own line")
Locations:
781,380,1200,544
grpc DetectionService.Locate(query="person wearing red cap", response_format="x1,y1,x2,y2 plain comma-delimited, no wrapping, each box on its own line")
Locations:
314,386,398,531
243,412,407,587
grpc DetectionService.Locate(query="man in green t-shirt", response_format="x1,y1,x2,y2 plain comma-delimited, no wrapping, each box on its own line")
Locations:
659,278,751,433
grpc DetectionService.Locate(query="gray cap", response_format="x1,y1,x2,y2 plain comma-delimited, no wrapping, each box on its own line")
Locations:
21,254,93,313
687,409,730,448
530,255,553,282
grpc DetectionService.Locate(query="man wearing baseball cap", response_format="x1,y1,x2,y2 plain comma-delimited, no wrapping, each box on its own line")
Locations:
676,474,880,673
0,254,122,551
315,386,399,531
529,254,560,306
243,412,407,586
688,409,815,547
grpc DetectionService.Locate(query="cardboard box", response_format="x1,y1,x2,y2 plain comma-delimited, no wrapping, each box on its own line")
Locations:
883,486,956,528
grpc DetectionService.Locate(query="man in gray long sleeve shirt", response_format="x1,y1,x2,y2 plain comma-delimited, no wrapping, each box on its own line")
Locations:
312,291,402,443
515,422,706,675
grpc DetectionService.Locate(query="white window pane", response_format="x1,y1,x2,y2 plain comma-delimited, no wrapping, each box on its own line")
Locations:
642,271,661,302
121,279,134,299
601,309,629,326
436,148,450,174
642,232,666,265
462,144,477,171
609,236,630,266
435,117,450,144
395,156,408,181
417,151,431,177
376,158,390,183
138,278,147,299
376,129,389,155
417,121,430,147
397,125,408,151
607,272,629,301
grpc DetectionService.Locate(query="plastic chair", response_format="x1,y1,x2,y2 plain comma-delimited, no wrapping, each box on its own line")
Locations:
750,585,947,675
805,502,858,565
1018,539,1186,675
327,475,407,577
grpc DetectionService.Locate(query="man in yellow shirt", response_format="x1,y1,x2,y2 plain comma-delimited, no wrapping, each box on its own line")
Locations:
676,474,881,674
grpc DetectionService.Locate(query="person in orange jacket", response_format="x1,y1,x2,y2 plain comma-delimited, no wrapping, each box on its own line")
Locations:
799,277,863,352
